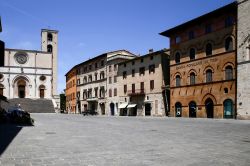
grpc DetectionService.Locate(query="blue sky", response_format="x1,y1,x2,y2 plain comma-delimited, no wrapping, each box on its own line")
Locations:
0,0,235,93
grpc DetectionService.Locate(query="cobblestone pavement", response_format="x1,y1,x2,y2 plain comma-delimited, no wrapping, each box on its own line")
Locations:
0,114,250,166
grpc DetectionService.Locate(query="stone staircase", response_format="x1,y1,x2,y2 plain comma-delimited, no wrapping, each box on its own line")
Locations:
1,98,55,113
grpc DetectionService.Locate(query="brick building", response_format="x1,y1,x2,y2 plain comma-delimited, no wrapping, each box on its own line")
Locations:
160,2,237,119
65,67,77,113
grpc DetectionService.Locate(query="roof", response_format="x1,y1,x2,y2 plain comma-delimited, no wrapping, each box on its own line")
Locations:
65,50,135,76
118,48,170,65
41,29,59,33
5,48,51,54
159,2,237,37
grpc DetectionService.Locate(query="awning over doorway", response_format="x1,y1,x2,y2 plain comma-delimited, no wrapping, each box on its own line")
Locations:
144,100,153,103
118,103,128,109
127,104,137,108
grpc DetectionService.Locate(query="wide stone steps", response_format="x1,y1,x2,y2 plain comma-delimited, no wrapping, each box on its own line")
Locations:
1,98,55,113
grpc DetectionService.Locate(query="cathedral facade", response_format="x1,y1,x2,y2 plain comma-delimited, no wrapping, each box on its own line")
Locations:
0,29,58,101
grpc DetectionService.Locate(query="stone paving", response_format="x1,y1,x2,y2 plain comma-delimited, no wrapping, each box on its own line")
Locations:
0,114,250,166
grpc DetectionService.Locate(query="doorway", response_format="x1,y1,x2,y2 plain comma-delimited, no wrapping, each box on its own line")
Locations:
17,79,26,98
189,101,196,118
110,103,115,116
205,98,214,118
223,99,233,119
145,103,151,116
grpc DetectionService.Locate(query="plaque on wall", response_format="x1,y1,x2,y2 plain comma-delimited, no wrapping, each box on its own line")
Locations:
14,52,28,64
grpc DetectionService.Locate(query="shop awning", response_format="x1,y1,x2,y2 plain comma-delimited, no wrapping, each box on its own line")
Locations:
118,103,128,109
86,98,98,102
144,100,153,103
127,104,137,108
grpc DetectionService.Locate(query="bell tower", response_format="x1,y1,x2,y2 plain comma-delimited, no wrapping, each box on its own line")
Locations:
41,29,58,97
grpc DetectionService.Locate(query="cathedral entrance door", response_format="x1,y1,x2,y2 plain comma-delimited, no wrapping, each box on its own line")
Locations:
18,85,25,98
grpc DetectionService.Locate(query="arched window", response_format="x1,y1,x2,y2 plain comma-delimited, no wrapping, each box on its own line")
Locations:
206,43,212,56
175,102,182,117
47,33,53,41
225,66,233,80
189,48,196,60
176,75,181,87
225,37,233,52
190,72,196,85
47,45,53,53
224,99,233,119
206,69,213,83
175,52,180,64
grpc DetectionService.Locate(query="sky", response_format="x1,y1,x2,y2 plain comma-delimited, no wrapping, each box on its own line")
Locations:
0,0,235,94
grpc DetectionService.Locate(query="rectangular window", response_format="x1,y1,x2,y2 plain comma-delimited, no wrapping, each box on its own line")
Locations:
189,31,194,40
95,73,98,81
124,85,127,94
101,60,104,66
140,82,144,93
175,36,181,44
205,24,212,34
225,16,234,27
132,69,135,77
141,58,144,63
109,89,112,97
114,76,117,83
88,75,92,82
77,79,80,85
124,63,126,67
149,65,155,73
114,64,117,71
132,61,135,65
123,71,127,79
109,77,112,84
139,67,145,76
132,84,135,93
150,80,154,90
95,63,98,69
114,88,117,96
89,65,92,70
77,92,80,98
109,65,112,72
95,88,98,97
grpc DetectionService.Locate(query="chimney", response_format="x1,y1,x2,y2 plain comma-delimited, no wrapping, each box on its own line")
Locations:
149,49,154,53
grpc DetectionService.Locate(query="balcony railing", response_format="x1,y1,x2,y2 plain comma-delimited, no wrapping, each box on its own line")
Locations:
127,89,145,96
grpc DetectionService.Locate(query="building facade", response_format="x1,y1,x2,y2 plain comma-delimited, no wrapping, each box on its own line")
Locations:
65,67,77,113
65,50,136,114
237,0,250,119
160,2,237,119
0,29,59,103
117,49,170,116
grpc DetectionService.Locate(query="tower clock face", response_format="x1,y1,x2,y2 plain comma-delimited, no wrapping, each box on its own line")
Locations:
15,53,28,64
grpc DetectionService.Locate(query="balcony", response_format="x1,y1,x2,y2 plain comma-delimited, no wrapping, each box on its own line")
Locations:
127,89,145,96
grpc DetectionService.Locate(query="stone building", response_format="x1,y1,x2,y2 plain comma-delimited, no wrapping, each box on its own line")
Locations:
67,50,136,114
160,2,237,119
0,26,59,109
65,67,77,113
106,51,136,115
237,0,250,119
117,49,170,116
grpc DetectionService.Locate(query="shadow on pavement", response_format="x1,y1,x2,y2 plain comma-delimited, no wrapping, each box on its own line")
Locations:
0,124,22,156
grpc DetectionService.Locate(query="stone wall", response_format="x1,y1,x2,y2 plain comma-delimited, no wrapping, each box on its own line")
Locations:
237,0,250,119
